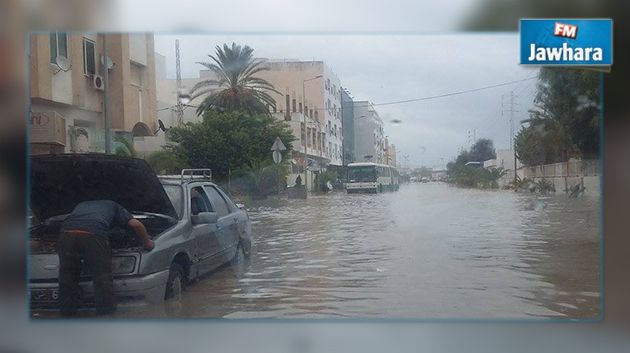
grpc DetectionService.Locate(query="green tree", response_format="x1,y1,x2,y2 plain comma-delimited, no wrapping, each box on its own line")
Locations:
316,170,337,191
190,43,279,116
531,68,600,159
114,135,138,158
166,110,294,182
447,138,495,178
514,118,568,166
469,138,496,162
145,150,189,175
232,161,289,199
515,68,600,166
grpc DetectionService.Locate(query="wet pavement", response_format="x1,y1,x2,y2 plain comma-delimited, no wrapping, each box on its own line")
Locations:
38,182,601,319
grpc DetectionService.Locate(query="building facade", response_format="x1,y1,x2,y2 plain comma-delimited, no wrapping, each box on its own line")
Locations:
352,101,384,164
135,53,219,156
384,138,397,167
30,32,157,154
257,60,344,167
341,88,355,165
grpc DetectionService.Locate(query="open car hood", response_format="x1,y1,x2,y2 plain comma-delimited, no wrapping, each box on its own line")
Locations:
31,154,178,221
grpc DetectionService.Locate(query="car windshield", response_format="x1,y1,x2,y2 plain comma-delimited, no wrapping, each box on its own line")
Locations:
162,184,183,219
348,167,376,182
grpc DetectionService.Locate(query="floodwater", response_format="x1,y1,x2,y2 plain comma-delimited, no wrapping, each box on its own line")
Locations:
54,182,603,319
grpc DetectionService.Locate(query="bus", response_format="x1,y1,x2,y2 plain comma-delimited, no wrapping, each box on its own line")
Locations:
345,162,400,193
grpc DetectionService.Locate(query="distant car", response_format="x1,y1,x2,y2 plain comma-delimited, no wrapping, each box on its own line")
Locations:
29,154,252,309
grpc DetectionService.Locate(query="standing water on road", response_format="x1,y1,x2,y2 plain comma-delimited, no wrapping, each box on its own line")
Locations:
119,182,600,319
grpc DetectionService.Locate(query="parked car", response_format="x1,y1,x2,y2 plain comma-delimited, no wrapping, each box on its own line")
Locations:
29,154,252,309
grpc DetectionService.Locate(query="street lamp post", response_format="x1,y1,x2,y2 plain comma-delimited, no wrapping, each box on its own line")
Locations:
302,75,323,193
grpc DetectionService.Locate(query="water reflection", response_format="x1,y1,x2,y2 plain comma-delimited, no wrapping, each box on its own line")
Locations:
119,182,600,319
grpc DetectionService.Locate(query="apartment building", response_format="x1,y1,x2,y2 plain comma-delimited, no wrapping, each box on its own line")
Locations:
29,32,157,154
341,88,355,165
257,60,344,167
134,52,218,156
384,138,397,167
353,101,384,164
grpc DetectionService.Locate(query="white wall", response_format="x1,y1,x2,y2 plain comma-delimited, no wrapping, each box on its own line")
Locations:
129,34,148,66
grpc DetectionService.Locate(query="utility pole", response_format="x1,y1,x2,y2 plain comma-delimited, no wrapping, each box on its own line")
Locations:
101,33,111,153
175,39,184,127
502,91,519,182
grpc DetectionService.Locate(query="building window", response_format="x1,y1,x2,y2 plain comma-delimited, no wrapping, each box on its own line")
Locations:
301,123,305,145
307,128,312,147
292,98,297,113
50,32,69,63
82,38,96,75
314,110,318,120
273,104,277,113
310,109,313,119
299,102,303,113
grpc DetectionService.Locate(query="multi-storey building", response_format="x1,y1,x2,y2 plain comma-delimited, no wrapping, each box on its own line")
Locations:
384,137,397,167
134,53,218,156
153,52,216,127
341,88,355,165
353,101,384,164
257,60,344,167
29,32,157,154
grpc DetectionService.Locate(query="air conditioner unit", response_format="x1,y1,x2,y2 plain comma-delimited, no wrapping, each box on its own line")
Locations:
93,74,105,90
30,111,66,146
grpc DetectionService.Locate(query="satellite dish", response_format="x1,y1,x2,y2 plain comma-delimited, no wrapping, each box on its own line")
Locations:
100,55,114,70
54,56,71,71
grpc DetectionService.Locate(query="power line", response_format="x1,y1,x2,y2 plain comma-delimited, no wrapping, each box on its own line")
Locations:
178,75,539,114
371,76,537,107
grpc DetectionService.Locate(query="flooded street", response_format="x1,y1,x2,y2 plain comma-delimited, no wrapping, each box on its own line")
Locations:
122,183,599,318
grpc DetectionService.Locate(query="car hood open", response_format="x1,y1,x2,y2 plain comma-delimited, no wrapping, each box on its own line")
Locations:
31,153,178,221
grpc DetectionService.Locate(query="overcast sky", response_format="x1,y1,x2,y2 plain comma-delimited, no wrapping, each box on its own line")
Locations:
155,34,539,169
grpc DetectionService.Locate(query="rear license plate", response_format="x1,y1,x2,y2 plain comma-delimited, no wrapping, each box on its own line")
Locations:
30,288,59,304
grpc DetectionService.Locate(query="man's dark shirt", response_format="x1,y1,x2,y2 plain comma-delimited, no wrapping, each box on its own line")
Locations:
61,200,133,237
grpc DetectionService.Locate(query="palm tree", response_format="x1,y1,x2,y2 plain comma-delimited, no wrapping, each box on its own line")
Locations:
190,43,279,116
114,135,138,158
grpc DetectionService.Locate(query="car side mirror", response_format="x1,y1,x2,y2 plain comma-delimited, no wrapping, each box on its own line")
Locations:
192,211,218,225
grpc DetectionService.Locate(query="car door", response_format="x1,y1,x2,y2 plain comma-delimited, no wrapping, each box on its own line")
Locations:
189,185,221,274
203,185,239,260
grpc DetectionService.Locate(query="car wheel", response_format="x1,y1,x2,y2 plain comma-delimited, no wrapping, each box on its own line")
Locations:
165,263,185,300
240,236,252,258
230,242,245,266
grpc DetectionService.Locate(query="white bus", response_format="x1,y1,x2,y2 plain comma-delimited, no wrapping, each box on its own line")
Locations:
346,162,400,193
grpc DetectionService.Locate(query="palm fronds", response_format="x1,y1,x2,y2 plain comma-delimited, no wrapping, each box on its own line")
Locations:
191,43,280,116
